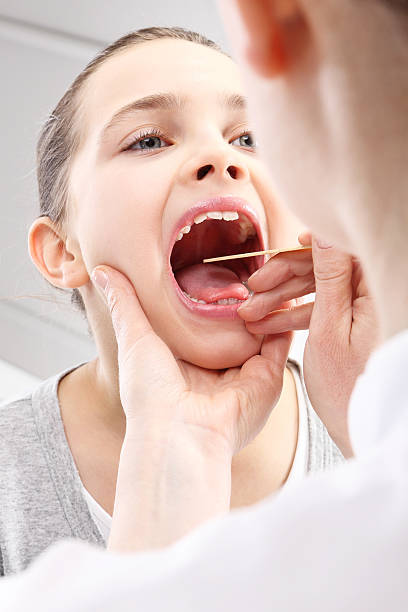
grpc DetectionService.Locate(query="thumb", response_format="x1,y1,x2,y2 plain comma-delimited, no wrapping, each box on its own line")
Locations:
91,266,184,402
311,235,353,328
239,332,293,431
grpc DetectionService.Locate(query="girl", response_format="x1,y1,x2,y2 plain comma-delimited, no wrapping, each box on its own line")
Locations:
0,26,342,575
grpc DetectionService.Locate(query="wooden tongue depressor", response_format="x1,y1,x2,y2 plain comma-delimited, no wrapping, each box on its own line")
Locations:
203,245,312,264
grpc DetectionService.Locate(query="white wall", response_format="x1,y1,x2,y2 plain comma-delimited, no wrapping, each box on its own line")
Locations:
0,358,40,405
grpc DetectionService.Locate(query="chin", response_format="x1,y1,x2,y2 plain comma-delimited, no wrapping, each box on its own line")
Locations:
174,330,263,370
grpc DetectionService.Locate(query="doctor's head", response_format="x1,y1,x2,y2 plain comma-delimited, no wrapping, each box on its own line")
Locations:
221,0,408,254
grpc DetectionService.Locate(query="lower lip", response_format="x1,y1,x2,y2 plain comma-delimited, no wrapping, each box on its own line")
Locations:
168,198,264,320
172,281,246,319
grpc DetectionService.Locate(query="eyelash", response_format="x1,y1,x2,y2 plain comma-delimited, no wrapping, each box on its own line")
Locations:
122,128,256,153
122,127,166,152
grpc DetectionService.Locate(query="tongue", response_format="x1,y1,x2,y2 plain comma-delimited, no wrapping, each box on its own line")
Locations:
175,263,249,303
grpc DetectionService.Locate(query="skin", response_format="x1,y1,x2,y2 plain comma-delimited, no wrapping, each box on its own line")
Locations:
33,38,303,370
223,0,408,340
31,0,391,550
28,39,303,518
238,233,377,457
90,0,395,552
218,0,406,454
30,38,304,375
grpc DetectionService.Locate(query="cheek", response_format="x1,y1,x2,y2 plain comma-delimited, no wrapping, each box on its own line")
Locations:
75,165,168,270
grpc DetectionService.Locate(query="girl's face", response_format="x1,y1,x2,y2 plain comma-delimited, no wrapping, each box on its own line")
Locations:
70,39,302,369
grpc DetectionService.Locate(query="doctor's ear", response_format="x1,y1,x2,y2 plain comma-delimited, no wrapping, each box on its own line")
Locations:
230,0,304,77
28,217,89,290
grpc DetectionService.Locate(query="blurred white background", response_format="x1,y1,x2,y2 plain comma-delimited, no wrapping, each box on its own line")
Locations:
0,1,308,403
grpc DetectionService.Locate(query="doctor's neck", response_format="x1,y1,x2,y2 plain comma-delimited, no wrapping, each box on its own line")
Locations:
345,163,408,344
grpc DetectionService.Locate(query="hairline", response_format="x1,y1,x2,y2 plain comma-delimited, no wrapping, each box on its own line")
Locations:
70,37,232,157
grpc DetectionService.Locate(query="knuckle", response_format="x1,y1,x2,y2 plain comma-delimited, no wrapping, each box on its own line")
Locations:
272,288,285,305
256,292,273,315
279,260,291,278
314,266,350,284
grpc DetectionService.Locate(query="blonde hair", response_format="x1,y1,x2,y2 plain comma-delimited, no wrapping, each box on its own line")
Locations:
36,27,224,317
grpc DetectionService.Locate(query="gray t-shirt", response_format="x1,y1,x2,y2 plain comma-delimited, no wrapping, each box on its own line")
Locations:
0,360,343,576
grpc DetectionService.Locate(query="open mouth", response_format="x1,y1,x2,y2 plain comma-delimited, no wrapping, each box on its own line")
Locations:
169,197,265,318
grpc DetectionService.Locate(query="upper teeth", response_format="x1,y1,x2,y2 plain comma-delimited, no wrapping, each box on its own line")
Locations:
220,211,239,221
194,211,239,224
175,210,258,247
194,213,208,224
176,210,246,241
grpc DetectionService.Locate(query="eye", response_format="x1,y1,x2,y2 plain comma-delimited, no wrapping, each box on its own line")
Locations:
123,129,171,153
230,132,256,150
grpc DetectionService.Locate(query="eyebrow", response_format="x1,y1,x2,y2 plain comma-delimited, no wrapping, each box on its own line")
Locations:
98,91,248,144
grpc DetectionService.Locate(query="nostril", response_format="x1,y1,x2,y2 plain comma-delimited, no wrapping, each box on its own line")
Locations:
227,166,238,179
197,164,213,180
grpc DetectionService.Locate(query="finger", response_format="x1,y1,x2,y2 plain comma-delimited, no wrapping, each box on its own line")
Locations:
311,236,353,332
91,266,184,397
248,248,313,293
298,231,312,246
245,302,314,334
238,272,315,321
259,331,294,372
239,331,293,401
235,331,293,448
92,266,150,356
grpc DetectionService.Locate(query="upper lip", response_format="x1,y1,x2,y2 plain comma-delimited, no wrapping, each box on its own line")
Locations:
167,195,265,264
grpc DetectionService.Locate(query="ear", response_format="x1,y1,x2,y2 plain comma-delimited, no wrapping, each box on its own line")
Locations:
28,217,89,289
225,0,302,77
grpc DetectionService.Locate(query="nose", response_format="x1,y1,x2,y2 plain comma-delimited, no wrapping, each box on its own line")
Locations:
178,146,250,186
196,163,244,181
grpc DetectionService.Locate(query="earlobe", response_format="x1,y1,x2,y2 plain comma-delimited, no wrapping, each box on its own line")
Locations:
28,217,89,289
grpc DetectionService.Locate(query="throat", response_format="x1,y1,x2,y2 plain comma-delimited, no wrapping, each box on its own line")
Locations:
57,361,124,517
359,237,408,343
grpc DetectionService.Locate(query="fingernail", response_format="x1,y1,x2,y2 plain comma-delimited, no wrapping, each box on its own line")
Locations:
91,268,108,292
315,236,333,249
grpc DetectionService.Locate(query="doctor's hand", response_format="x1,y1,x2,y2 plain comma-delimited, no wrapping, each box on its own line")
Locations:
91,265,292,550
237,233,379,458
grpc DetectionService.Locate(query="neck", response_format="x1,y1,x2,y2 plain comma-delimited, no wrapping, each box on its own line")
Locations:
79,294,125,430
345,190,408,344
59,320,298,514
78,289,299,506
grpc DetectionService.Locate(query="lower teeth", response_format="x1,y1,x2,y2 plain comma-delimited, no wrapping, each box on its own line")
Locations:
182,291,245,305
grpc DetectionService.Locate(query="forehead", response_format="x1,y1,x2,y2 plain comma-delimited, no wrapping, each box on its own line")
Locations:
79,38,243,137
